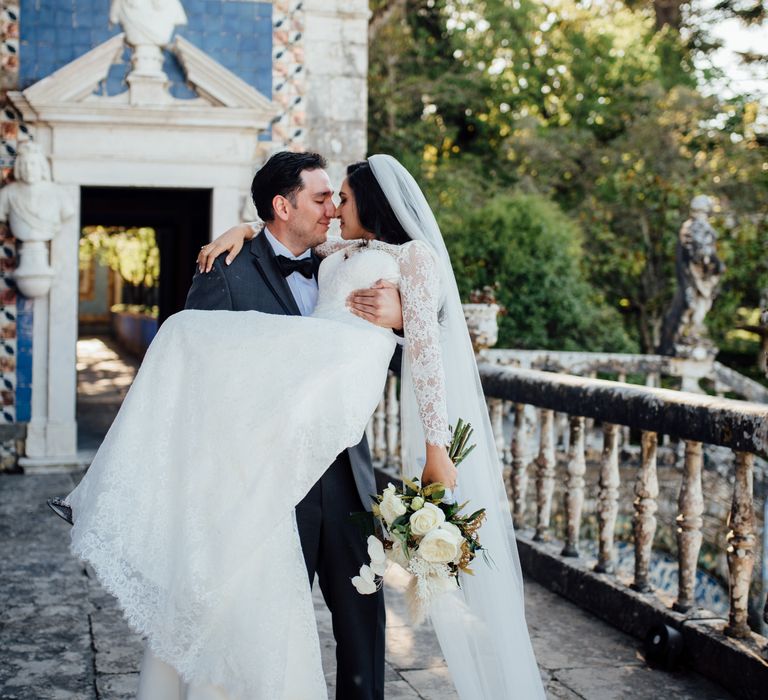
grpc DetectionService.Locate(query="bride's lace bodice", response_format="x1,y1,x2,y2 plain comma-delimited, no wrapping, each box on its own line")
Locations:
312,237,451,446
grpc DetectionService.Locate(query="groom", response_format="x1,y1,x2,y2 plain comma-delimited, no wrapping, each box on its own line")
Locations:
185,151,402,700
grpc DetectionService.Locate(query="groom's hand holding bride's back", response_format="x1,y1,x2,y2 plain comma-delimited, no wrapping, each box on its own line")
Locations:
346,279,403,331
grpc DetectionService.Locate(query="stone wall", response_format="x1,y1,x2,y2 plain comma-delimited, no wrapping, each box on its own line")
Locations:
0,0,368,467
0,1,29,468
303,0,368,186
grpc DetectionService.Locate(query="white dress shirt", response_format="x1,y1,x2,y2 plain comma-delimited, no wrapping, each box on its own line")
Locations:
263,227,318,316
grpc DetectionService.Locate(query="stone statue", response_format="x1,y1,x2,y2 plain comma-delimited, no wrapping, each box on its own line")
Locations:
0,142,74,298
109,0,187,48
110,0,187,90
658,195,725,360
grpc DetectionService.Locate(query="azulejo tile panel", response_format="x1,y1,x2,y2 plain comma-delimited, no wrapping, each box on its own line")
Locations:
0,1,310,448
19,1,273,98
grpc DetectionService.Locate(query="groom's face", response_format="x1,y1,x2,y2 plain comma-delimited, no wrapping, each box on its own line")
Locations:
286,168,335,249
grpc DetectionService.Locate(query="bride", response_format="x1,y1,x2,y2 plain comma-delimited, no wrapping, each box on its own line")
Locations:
61,154,545,699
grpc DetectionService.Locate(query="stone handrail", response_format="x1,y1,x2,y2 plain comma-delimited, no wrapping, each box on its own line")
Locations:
366,361,768,680
478,364,767,647
480,349,768,403
478,365,768,456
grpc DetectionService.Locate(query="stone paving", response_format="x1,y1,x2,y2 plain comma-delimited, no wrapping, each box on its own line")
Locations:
76,337,139,453
0,471,735,700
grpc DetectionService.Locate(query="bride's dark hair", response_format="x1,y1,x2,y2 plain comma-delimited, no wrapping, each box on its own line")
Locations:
346,162,412,245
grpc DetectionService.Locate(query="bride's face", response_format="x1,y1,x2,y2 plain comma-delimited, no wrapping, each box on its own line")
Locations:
336,178,375,241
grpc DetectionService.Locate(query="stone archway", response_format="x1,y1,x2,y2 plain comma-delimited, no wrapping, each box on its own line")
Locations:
8,33,278,468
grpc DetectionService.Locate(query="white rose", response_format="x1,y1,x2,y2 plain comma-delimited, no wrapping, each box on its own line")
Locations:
411,496,425,510
418,523,465,564
351,564,377,595
409,502,446,536
379,484,407,525
440,522,466,564
367,535,388,576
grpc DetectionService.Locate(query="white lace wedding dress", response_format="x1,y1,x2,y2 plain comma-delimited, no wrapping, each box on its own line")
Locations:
66,238,449,700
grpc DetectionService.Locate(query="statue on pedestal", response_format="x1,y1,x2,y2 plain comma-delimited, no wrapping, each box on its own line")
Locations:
659,195,725,360
109,0,187,49
109,0,187,102
0,142,74,298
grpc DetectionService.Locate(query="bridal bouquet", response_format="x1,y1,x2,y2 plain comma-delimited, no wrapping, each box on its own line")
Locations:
352,420,487,622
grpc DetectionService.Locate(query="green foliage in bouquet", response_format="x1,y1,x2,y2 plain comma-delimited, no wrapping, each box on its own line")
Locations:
351,419,488,572
368,420,488,577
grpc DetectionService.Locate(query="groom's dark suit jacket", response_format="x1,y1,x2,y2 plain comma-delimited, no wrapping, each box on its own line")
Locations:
184,234,401,511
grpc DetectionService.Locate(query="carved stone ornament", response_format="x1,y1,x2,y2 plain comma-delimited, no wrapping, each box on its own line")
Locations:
659,195,725,360
110,0,188,91
462,303,500,352
0,142,74,298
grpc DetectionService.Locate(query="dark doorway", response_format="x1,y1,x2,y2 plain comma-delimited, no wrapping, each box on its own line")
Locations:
76,187,211,452
80,187,211,322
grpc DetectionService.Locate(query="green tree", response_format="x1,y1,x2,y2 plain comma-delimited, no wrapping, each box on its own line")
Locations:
368,0,768,360
445,192,635,350
80,226,160,309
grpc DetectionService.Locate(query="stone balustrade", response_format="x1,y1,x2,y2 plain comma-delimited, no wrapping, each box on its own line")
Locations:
366,361,768,687
479,365,767,650
481,349,768,403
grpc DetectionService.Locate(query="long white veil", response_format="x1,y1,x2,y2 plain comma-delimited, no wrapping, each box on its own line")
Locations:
369,154,545,699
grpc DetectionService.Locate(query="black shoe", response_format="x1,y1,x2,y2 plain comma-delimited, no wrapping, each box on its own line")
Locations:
47,497,73,525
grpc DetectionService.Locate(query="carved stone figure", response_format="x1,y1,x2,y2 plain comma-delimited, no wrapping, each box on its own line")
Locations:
659,195,724,360
110,0,187,89
0,142,74,297
109,0,187,48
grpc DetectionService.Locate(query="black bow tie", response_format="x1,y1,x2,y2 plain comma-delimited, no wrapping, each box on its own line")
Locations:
275,255,314,279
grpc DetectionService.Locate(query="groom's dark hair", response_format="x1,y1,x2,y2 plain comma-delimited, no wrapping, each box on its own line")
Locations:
251,151,327,222
346,161,412,245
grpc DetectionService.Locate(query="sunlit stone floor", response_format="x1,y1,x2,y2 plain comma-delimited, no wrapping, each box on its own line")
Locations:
0,336,733,698
0,477,734,698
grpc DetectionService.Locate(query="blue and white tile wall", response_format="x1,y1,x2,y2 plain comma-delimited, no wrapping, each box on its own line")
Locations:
0,0,308,467
19,0,273,97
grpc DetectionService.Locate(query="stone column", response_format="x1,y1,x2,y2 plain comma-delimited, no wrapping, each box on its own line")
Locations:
303,0,369,185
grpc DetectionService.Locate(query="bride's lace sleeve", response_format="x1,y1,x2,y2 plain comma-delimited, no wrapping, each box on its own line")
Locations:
399,240,451,446
314,236,355,258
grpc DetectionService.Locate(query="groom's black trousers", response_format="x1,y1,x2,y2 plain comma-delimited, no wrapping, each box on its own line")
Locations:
296,451,386,700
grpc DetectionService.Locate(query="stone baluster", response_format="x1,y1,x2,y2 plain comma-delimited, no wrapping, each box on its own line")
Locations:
372,395,387,463
510,403,529,528
556,411,570,450
617,372,630,445
646,372,670,445
585,371,597,431
489,398,506,466
562,415,586,557
503,401,513,465
385,374,400,467
674,440,704,612
724,452,756,638
631,431,659,592
594,423,620,573
534,409,556,542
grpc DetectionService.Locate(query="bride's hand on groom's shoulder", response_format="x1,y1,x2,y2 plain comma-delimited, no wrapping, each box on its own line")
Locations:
197,223,258,273
347,280,403,331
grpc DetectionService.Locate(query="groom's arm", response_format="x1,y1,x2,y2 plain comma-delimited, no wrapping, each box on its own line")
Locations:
185,256,234,310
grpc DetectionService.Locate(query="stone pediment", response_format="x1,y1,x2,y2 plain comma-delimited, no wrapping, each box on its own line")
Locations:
8,34,278,129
